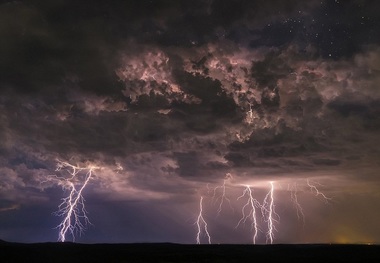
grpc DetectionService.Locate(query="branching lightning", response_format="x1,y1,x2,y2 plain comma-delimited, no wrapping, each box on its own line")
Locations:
195,196,211,244
288,182,305,225
212,173,233,216
194,177,332,244
235,185,261,244
52,160,100,242
307,179,332,203
261,182,279,244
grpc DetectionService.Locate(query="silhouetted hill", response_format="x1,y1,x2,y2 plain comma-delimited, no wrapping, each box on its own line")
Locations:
1,240,379,263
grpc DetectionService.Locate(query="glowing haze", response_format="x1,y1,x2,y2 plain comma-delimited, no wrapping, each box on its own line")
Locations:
1,0,380,244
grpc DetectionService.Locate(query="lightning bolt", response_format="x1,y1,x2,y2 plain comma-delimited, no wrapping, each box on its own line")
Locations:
235,185,261,244
195,196,211,244
261,182,279,244
53,160,100,242
192,178,331,244
288,182,305,225
212,173,233,216
307,179,332,203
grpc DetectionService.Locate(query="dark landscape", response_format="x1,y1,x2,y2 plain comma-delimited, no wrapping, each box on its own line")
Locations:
1,240,380,263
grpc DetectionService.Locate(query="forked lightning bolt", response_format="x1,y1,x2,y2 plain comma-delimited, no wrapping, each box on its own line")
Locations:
261,182,278,244
53,160,100,242
194,178,331,244
307,179,332,203
212,173,233,216
288,182,305,225
195,196,211,244
235,185,261,244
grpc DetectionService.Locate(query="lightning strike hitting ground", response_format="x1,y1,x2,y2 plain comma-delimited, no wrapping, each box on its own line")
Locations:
194,177,331,244
195,196,211,244
53,160,100,242
235,185,261,244
261,182,278,244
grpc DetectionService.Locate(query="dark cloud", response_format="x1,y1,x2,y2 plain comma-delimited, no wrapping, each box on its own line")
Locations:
312,158,341,166
0,1,124,96
173,151,200,177
251,51,294,88
328,98,380,122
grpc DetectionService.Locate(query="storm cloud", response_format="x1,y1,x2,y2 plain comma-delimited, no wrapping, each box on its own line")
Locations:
1,0,380,244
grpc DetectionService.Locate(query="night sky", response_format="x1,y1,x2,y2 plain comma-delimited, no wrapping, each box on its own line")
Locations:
1,0,380,244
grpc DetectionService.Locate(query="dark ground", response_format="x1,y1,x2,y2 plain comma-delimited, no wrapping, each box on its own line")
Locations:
1,240,380,263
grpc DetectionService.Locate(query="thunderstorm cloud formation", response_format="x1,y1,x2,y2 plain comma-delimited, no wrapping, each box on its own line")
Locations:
1,0,380,244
